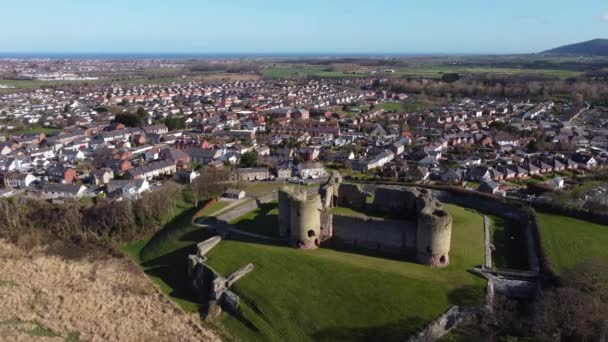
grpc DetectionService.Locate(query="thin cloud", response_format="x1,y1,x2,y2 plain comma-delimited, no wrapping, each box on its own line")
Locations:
602,13,608,22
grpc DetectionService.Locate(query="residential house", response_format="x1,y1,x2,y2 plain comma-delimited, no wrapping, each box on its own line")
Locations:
544,177,565,190
105,159,133,173
126,160,177,180
46,166,78,184
468,166,491,181
234,168,270,181
3,171,36,188
571,153,597,170
478,180,504,196
223,188,246,200
274,164,293,179
439,169,463,183
188,148,224,164
494,132,519,147
408,166,430,182
41,184,87,198
91,168,114,186
297,162,327,178
176,169,200,184
107,179,150,198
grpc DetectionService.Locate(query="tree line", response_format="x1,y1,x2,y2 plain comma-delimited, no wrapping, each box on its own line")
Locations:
0,182,182,246
385,76,608,105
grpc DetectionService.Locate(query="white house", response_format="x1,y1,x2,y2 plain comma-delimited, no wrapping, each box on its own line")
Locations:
41,184,87,199
107,179,150,199
297,162,327,178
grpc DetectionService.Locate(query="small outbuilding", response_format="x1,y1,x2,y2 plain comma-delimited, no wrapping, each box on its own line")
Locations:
223,188,246,200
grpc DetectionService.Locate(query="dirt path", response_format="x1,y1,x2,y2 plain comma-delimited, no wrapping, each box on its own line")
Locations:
0,239,220,342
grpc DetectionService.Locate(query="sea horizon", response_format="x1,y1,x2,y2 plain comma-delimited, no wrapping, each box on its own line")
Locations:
0,51,514,60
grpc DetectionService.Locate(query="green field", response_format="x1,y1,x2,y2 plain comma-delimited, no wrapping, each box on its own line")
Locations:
261,66,364,79
487,215,529,270
260,64,582,80
538,213,608,274
122,201,485,341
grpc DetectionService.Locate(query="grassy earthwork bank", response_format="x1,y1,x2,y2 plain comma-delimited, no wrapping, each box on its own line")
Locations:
122,198,486,341
537,212,608,274
120,198,227,312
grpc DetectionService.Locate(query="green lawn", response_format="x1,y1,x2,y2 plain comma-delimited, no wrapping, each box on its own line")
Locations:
537,213,608,274
439,323,486,342
330,206,368,218
466,181,481,190
487,215,529,270
378,102,407,112
121,201,485,341
206,204,485,341
199,200,230,218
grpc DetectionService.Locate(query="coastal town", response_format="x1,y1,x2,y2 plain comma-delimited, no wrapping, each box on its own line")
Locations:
4,1,608,340
0,73,606,206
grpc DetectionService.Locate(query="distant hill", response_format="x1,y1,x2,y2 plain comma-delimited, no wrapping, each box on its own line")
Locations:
543,39,608,56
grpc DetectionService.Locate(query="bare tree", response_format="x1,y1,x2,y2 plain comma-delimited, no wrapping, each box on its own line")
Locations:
541,260,608,341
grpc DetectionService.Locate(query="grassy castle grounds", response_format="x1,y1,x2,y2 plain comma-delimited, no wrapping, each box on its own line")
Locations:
122,203,486,341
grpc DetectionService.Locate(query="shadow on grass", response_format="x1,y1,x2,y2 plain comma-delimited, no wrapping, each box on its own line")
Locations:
489,216,529,270
140,206,201,262
311,317,428,342
322,241,417,263
231,202,280,237
448,285,485,306
142,244,202,307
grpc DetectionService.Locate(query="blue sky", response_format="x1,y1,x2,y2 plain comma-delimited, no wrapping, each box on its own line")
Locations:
1,0,607,54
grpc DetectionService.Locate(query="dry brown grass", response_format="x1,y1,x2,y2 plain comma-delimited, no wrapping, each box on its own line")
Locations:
0,239,220,342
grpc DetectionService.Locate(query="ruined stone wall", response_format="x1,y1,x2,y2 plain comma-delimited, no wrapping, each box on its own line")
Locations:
373,185,418,216
408,306,477,342
337,183,368,209
331,215,417,254
320,211,333,241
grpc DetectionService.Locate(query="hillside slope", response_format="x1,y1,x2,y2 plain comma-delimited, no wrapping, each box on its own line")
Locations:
0,239,219,342
543,38,608,56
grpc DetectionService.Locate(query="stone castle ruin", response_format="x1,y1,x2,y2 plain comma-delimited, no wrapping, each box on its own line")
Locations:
187,236,255,320
278,173,453,267
278,186,333,249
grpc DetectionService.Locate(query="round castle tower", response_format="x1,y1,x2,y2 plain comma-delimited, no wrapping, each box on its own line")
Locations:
415,191,453,267
278,186,322,249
